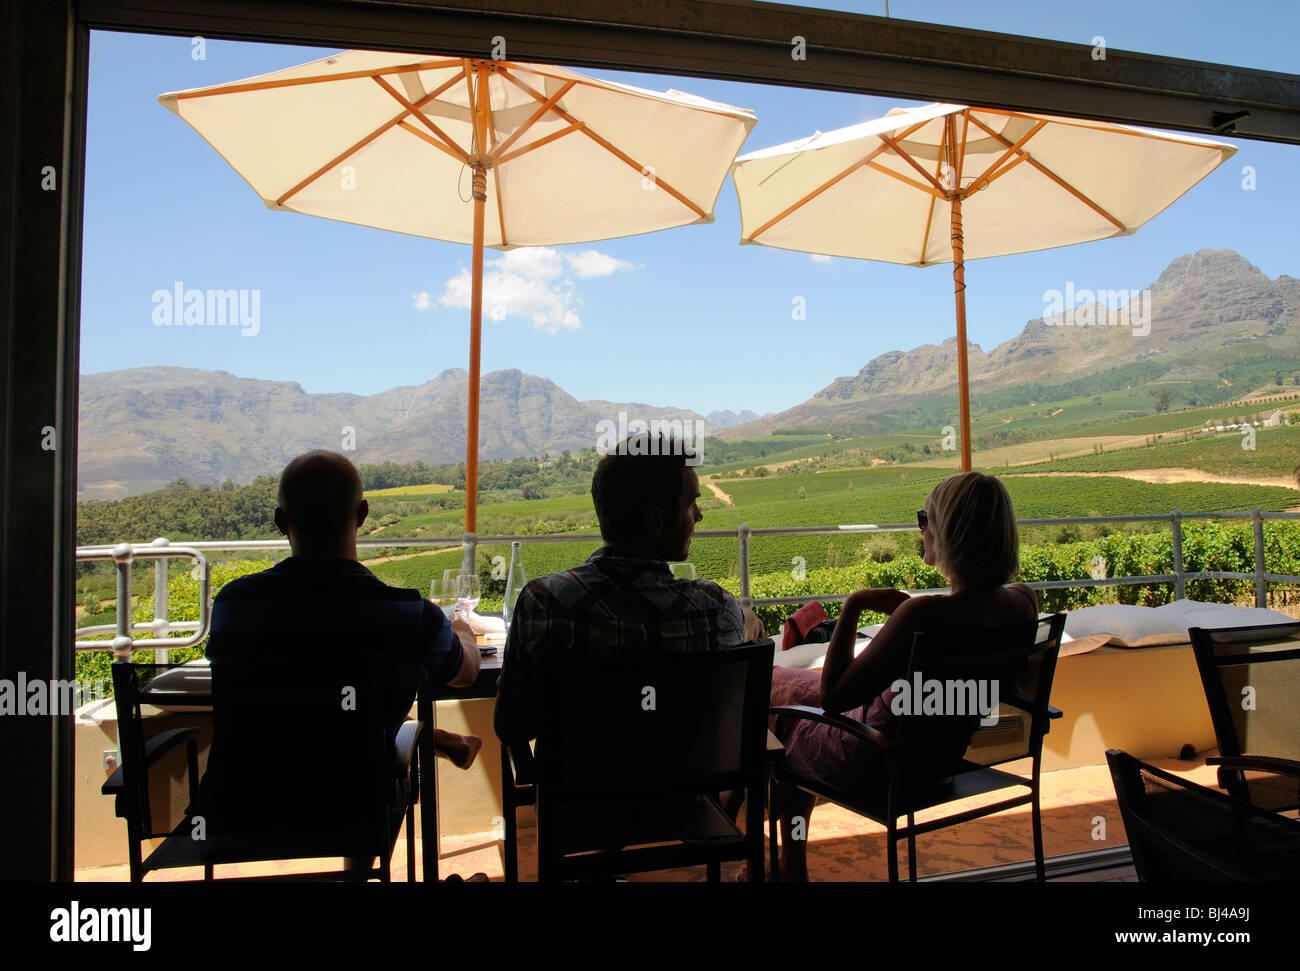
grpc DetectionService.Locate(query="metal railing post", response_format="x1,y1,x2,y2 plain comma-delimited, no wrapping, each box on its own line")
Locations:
461,532,477,576
1252,509,1267,607
1170,511,1185,601
111,543,133,660
738,524,751,607
151,537,169,664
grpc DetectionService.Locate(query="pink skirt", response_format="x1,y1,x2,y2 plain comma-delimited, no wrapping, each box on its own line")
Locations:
769,666,891,795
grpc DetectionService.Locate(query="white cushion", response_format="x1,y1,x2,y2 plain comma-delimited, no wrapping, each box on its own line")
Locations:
1063,600,1295,648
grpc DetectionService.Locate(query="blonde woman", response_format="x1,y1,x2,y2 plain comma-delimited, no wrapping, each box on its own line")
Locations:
768,471,1038,881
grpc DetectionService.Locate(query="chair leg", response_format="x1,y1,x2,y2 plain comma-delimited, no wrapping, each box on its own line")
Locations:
1031,787,1046,883
406,804,417,883
746,782,764,884
204,864,214,881
887,819,899,884
707,861,721,882
907,812,917,883
767,775,780,881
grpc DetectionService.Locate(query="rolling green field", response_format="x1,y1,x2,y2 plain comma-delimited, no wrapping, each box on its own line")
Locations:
365,482,455,498
1013,425,1300,478
360,462,1298,593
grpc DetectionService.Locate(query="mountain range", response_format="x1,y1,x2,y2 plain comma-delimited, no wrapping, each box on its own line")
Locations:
78,250,1298,498
78,367,703,499
719,249,1299,437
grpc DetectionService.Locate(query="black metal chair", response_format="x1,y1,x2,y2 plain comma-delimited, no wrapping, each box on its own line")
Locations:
1106,748,1300,881
769,613,1066,882
500,639,774,882
1189,622,1300,814
103,656,421,882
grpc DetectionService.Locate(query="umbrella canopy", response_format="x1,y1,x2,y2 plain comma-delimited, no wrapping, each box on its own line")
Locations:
160,51,756,531
732,102,1236,470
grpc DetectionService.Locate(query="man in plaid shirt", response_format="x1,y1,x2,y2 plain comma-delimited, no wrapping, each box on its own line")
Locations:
494,434,763,746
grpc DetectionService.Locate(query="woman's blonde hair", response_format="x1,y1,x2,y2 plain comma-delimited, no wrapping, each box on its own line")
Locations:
924,472,1020,585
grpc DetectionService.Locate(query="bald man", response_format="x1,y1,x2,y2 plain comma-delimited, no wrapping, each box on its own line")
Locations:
202,451,481,866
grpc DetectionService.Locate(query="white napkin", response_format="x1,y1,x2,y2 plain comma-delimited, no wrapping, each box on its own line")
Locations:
463,611,506,636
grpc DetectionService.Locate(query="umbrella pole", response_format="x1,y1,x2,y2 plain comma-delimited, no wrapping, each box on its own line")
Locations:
946,116,973,474
466,166,485,538
464,63,490,547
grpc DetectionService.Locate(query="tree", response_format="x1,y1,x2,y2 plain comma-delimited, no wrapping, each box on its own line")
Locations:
1156,393,1170,414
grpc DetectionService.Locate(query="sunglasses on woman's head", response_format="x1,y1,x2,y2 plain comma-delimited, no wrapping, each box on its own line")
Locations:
916,509,928,530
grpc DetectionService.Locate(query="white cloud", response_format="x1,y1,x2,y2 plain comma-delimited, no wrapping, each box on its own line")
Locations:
565,249,635,278
412,291,433,310
425,245,634,334
809,253,832,264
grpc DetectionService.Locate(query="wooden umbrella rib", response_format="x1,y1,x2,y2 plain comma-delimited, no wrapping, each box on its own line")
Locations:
501,63,750,122
396,120,468,163
964,153,1030,196
877,132,946,192
489,80,576,162
463,61,480,156
276,88,446,205
985,107,1222,150
173,59,463,100
966,113,1127,230
865,161,945,198
373,76,468,162
497,65,707,220
918,120,948,265
957,110,970,186
965,119,1046,194
749,137,905,241
493,165,507,246
494,123,584,166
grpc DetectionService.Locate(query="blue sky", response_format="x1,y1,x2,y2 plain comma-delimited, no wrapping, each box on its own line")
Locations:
80,0,1300,418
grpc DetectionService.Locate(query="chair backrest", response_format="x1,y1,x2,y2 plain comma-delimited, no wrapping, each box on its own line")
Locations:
1189,622,1300,809
110,661,214,838
898,613,1065,777
203,651,393,845
1106,748,1300,882
534,639,774,800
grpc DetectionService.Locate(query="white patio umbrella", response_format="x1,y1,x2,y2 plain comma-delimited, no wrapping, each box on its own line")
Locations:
160,51,756,530
731,102,1236,471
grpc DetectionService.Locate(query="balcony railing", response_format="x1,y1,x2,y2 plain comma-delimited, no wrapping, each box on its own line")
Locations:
74,508,1300,658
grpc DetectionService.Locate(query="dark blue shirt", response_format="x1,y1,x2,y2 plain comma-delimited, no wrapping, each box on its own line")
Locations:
207,557,463,731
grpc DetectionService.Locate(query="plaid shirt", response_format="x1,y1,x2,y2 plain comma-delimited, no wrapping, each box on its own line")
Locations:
494,547,746,743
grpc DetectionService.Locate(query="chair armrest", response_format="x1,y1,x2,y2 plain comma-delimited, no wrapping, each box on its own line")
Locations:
101,728,200,795
999,692,1061,720
1206,755,1300,778
769,704,894,751
394,720,422,775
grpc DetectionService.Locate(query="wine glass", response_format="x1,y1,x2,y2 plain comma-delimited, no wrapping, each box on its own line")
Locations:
455,573,482,615
670,562,697,582
430,572,459,618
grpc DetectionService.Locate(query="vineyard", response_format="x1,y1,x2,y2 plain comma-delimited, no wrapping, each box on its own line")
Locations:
1019,425,1300,478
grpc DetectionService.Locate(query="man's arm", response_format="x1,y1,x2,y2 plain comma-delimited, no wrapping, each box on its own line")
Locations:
446,616,480,687
418,607,479,688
